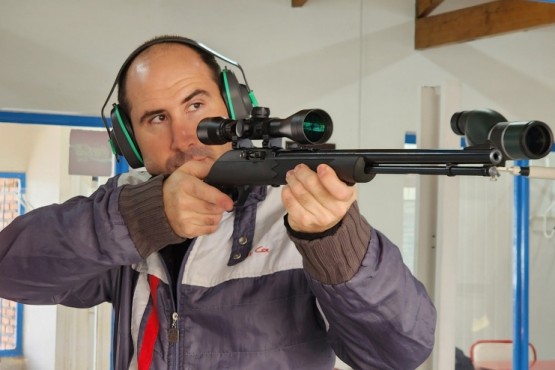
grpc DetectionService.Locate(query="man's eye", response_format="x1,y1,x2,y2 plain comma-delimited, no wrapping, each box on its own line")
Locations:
187,102,202,112
151,114,166,124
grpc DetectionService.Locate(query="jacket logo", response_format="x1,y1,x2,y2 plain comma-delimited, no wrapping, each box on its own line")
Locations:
248,246,271,257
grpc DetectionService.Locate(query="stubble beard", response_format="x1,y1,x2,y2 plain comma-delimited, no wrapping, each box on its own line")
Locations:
165,146,215,174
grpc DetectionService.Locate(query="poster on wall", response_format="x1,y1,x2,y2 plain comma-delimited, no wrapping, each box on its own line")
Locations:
68,129,112,176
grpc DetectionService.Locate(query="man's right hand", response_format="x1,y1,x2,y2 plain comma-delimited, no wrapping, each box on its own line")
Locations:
162,159,234,239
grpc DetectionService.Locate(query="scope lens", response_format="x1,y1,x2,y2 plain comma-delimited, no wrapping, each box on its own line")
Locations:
524,124,552,159
303,111,329,143
489,120,553,160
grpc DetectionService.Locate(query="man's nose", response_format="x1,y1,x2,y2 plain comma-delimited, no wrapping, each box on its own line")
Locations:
170,119,199,151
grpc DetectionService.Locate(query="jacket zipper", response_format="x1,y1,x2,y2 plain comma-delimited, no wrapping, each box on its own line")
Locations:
160,240,195,369
159,254,180,369
168,311,179,343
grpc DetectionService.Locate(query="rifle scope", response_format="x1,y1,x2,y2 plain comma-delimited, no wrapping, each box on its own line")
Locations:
451,109,553,160
197,107,333,145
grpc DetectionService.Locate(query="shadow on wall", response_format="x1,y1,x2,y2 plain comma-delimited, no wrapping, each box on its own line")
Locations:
421,41,555,120
252,21,413,112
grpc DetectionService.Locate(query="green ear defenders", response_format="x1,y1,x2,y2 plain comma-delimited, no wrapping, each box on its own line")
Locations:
100,36,258,169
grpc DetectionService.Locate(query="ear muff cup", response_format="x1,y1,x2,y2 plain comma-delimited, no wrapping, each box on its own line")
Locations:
110,104,144,168
221,69,253,120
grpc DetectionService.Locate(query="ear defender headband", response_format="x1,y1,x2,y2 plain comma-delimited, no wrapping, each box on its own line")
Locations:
100,36,258,168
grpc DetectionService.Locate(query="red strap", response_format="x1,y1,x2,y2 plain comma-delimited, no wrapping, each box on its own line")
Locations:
138,275,160,370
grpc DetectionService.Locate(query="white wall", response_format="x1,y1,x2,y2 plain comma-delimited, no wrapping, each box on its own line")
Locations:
1,0,555,369
0,125,34,172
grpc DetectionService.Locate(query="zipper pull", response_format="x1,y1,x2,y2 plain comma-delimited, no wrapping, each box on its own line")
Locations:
168,312,179,343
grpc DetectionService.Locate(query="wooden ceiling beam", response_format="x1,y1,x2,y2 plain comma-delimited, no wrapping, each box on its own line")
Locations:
415,0,555,50
416,0,444,18
292,0,308,7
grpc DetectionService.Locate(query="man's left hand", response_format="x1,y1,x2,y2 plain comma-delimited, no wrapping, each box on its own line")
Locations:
282,163,357,234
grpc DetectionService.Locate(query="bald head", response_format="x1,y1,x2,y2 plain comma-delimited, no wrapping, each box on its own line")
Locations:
117,41,221,119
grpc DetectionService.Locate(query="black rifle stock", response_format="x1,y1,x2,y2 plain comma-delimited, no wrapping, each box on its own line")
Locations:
205,146,502,186
198,107,553,187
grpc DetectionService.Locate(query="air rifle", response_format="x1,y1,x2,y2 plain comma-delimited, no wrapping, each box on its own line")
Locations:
197,107,553,187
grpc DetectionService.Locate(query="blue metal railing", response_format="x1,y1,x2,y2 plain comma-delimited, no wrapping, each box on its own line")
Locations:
513,159,530,370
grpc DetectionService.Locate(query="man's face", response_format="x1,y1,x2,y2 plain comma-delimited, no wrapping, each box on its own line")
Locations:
125,44,232,175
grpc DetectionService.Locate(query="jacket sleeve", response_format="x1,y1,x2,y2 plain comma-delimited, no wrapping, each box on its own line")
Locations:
0,175,144,307
288,202,436,370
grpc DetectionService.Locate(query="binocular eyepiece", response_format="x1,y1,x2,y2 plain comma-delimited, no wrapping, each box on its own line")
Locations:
451,109,553,160
197,107,333,146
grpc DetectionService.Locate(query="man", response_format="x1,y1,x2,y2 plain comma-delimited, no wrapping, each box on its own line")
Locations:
0,36,436,369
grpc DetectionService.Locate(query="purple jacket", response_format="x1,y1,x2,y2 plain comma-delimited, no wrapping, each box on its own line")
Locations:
0,171,436,369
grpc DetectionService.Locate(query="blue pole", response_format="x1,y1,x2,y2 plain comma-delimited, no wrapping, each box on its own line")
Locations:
513,159,530,370
521,167,530,370
513,165,522,369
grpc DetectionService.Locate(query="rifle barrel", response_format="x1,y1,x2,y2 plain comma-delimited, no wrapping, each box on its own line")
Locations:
277,147,502,165
369,165,497,177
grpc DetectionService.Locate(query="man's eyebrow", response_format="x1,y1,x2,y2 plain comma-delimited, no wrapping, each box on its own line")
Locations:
138,89,210,124
139,109,164,124
181,89,210,105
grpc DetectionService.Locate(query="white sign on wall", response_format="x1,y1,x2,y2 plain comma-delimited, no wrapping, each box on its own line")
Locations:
68,129,112,176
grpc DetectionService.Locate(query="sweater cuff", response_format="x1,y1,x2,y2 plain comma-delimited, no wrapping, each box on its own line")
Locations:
119,174,184,258
288,202,371,285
